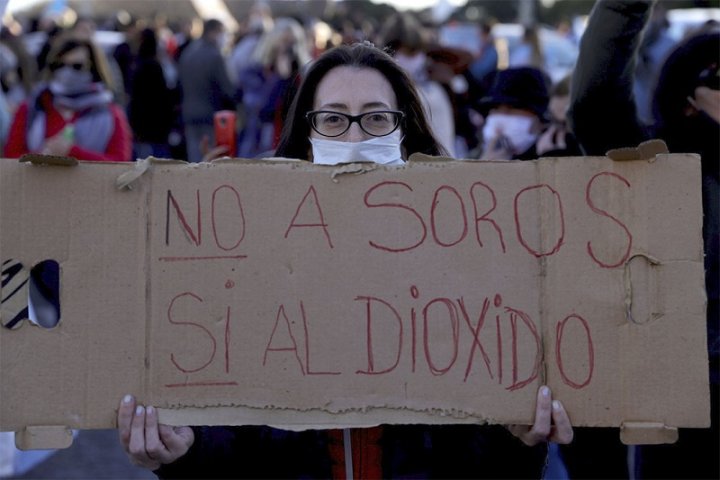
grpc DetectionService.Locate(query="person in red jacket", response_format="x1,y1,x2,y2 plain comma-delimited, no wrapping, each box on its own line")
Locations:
4,34,132,162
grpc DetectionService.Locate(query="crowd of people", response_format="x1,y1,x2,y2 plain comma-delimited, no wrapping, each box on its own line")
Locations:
0,0,718,478
0,1,590,163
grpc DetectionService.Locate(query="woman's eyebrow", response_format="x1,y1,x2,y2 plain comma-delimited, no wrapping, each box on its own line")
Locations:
317,101,392,111
362,101,392,109
317,102,349,110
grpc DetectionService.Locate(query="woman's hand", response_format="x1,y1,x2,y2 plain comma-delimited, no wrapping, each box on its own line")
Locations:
479,134,514,161
507,385,574,446
117,394,195,470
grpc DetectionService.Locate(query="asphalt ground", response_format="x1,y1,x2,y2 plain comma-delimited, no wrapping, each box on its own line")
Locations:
10,429,154,480
7,429,570,480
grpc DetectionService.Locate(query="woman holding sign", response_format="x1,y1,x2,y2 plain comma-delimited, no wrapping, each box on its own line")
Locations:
117,42,573,479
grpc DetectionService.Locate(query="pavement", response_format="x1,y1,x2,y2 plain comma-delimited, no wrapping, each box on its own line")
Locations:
5,429,569,480
9,429,154,480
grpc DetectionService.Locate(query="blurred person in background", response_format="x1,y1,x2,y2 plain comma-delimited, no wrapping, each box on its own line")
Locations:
34,15,63,72
236,17,310,158
70,15,127,104
379,12,456,157
177,18,238,162
535,73,581,157
307,20,340,59
112,16,144,101
0,88,10,151
468,21,498,85
128,27,174,159
570,1,719,477
228,1,273,85
227,2,273,146
171,17,197,63
509,25,544,70
632,2,676,125
475,66,551,161
0,27,37,113
3,35,132,162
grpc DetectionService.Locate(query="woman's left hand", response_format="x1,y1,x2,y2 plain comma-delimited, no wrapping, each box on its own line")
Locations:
507,385,574,446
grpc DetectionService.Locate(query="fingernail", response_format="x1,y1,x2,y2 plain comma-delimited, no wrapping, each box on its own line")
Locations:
123,394,132,404
147,406,154,415
553,400,561,411
136,406,144,415
541,386,550,397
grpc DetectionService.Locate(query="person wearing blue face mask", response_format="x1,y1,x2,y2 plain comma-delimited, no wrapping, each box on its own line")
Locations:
117,42,574,480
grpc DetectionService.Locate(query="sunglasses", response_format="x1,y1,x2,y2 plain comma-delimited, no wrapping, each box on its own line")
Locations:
51,62,90,72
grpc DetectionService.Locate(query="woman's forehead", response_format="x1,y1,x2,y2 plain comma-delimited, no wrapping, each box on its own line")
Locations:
313,66,397,111
61,47,90,61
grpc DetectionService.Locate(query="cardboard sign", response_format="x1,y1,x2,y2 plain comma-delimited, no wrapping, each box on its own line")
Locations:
0,153,710,448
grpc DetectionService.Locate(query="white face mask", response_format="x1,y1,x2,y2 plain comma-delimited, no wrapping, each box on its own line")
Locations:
310,130,405,166
482,113,538,155
395,52,427,82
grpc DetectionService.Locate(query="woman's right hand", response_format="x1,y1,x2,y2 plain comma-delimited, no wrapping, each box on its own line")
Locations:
117,394,195,470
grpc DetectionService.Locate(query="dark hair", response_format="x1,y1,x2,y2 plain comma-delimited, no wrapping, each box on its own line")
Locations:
45,35,113,88
651,29,719,171
378,12,426,54
479,67,550,119
202,19,224,38
652,30,719,134
138,28,159,59
275,42,446,160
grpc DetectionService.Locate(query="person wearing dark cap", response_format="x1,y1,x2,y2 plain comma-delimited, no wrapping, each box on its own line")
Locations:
569,1,719,479
475,66,551,161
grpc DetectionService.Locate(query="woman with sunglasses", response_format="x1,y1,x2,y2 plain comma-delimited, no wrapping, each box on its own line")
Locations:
118,42,572,479
4,34,132,162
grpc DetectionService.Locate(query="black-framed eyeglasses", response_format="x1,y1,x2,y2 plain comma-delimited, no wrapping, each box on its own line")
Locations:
306,110,404,138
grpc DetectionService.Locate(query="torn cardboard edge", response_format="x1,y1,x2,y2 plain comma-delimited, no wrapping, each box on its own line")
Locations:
0,149,709,450
159,409,687,445
156,405,492,431
19,153,78,166
17,138,672,171
606,139,669,162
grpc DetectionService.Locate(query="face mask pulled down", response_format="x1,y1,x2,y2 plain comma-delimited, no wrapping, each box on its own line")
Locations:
310,131,405,166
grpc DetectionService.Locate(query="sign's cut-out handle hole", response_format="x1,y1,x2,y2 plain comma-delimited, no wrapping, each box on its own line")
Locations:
2,259,60,329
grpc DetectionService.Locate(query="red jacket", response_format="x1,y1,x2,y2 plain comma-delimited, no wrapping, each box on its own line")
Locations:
4,94,132,162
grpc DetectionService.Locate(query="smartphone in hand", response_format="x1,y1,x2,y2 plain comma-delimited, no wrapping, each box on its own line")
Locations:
214,110,237,157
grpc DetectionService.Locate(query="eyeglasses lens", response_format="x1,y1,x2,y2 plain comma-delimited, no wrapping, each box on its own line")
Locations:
311,111,400,137
360,112,397,136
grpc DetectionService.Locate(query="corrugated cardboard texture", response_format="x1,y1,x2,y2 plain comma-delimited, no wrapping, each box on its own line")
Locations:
0,155,709,444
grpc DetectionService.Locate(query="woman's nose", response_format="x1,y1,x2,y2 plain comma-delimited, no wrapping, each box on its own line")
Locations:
344,122,368,142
